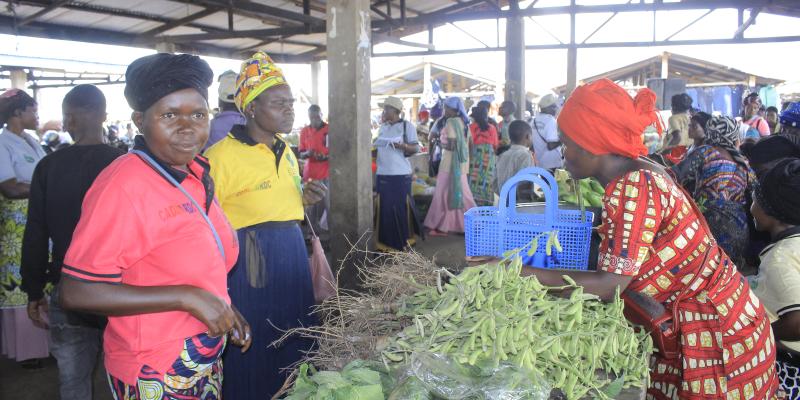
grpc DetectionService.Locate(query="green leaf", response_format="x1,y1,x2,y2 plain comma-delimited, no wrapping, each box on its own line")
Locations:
599,374,626,398
311,371,349,389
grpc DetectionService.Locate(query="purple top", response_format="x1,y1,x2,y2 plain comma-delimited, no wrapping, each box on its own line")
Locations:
205,111,246,151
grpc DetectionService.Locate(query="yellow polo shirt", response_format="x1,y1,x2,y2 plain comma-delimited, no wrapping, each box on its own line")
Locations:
205,128,304,229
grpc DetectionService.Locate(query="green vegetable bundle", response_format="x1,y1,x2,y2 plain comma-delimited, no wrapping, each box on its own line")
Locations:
382,258,653,400
554,169,605,208
284,360,389,400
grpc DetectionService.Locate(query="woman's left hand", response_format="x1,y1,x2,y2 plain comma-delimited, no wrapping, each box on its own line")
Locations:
303,180,327,206
229,305,252,353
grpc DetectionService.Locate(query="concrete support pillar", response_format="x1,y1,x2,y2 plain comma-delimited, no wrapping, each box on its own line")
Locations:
327,0,373,289
504,0,525,119
9,69,27,90
660,53,669,79
566,2,577,96
566,47,577,96
311,61,322,105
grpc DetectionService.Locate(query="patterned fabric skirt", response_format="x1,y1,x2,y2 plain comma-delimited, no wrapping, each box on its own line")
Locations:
645,257,781,400
0,198,49,361
703,199,750,268
107,333,225,400
469,143,496,206
223,221,317,399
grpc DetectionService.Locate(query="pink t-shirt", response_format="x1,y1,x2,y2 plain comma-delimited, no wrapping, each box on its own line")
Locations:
745,116,771,137
62,153,239,385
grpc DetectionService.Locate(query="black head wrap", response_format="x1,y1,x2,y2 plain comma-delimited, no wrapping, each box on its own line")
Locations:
124,53,213,112
755,158,800,226
744,135,800,167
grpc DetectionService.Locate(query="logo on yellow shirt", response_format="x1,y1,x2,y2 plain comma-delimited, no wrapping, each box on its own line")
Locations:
234,180,272,197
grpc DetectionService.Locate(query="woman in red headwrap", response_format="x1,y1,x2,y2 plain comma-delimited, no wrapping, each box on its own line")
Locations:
521,79,781,399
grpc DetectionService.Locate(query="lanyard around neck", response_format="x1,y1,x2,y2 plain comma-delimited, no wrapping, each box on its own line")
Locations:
131,150,225,260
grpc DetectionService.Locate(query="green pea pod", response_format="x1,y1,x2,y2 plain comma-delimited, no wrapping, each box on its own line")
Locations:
562,274,578,287
553,231,563,253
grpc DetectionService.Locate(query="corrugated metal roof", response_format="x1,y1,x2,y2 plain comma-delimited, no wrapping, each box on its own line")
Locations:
372,62,498,96
0,0,499,61
553,51,784,94
0,1,797,62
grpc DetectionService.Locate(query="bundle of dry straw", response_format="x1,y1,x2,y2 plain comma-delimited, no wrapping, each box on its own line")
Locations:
272,246,456,372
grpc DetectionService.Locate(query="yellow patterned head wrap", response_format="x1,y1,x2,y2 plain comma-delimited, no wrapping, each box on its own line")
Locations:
234,51,287,113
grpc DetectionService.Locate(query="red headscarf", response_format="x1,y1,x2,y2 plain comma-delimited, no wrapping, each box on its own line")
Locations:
557,79,663,159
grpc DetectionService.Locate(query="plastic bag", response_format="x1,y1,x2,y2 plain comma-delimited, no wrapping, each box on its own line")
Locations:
397,352,551,400
307,221,336,304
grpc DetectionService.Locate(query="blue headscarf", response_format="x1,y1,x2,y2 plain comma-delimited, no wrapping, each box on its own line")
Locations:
444,96,469,126
780,102,800,128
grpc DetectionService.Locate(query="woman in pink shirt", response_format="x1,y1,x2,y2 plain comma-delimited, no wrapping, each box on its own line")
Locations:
60,54,250,399
742,93,771,139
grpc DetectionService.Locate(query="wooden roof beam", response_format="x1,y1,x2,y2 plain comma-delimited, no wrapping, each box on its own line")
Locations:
734,8,761,39
0,15,309,62
141,7,223,37
172,0,325,27
16,0,72,27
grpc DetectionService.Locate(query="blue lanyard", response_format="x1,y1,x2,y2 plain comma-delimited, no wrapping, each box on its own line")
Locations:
131,150,225,260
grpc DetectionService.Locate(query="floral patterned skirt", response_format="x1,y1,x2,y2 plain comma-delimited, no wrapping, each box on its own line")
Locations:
0,198,49,361
1,198,29,309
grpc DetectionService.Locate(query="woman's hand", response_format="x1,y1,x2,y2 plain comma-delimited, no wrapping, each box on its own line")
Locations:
26,298,49,329
303,180,327,206
183,288,236,338
229,305,252,353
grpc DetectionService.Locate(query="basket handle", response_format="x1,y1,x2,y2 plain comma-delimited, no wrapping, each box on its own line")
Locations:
498,171,557,228
516,167,558,194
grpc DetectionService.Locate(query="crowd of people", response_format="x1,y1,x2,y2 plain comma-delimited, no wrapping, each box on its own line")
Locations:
0,49,800,400
372,93,564,250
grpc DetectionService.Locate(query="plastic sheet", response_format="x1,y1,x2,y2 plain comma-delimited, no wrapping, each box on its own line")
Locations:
393,352,552,400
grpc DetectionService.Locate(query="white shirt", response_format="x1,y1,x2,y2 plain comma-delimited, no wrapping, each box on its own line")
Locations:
749,231,800,353
375,120,419,176
0,128,46,183
530,113,563,170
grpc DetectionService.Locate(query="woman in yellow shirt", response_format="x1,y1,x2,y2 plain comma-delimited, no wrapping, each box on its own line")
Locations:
204,51,325,399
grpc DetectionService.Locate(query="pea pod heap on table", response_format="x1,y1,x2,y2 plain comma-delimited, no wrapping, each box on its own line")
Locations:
381,258,653,399
281,254,654,400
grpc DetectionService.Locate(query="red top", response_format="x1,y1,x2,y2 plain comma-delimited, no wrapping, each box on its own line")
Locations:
62,153,239,385
469,123,499,148
299,123,330,181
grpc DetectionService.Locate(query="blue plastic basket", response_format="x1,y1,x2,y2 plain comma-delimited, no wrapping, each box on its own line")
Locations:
464,167,594,270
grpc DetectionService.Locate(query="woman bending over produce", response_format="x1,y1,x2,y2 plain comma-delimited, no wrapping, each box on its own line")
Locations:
522,79,781,399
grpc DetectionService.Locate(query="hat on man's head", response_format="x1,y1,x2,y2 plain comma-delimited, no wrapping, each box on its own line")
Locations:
379,96,404,113
218,70,237,104
539,94,559,109
780,102,800,128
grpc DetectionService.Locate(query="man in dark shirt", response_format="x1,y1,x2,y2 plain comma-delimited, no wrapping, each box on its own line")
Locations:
21,84,124,400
